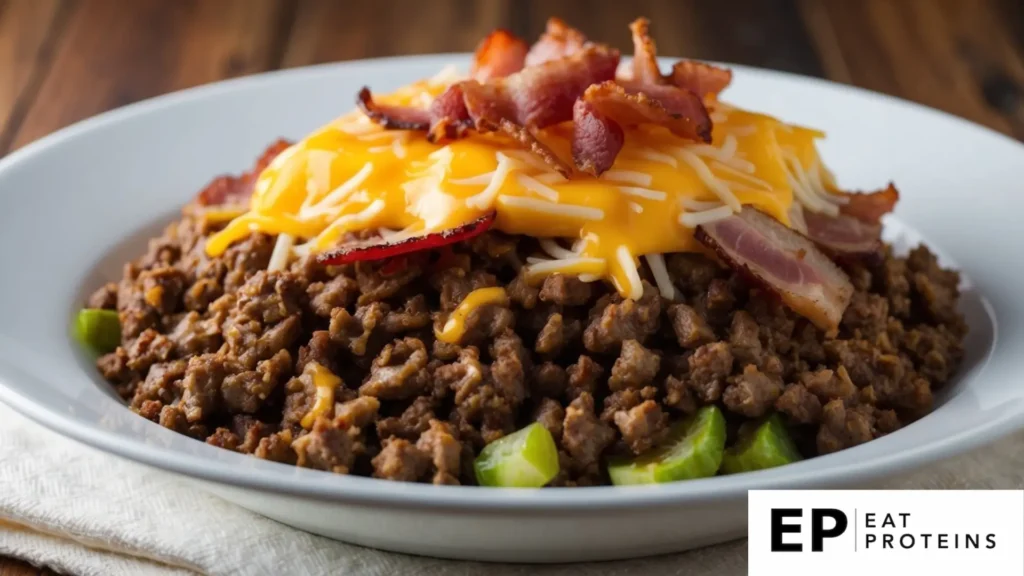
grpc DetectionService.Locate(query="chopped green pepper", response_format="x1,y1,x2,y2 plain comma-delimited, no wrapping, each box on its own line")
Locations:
608,405,726,486
474,422,560,488
75,309,121,354
721,413,803,474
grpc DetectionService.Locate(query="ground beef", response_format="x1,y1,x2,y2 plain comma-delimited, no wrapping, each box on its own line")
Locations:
775,383,823,424
687,342,733,403
561,393,616,469
359,337,430,400
723,365,782,418
376,396,433,440
582,281,661,352
565,355,603,401
94,158,967,486
614,400,668,455
372,438,430,482
88,282,118,310
533,397,565,442
292,417,355,474
607,340,661,391
539,274,593,306
668,303,715,349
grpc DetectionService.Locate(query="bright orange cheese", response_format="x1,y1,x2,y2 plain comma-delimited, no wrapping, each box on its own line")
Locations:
205,69,843,300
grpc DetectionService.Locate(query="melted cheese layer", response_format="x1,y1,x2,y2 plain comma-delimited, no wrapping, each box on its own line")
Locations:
205,72,840,298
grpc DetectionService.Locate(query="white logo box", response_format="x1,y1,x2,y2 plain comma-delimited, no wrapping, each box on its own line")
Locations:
748,490,1023,576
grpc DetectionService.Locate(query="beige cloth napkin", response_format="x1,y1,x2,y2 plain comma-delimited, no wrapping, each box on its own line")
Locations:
1,402,1021,576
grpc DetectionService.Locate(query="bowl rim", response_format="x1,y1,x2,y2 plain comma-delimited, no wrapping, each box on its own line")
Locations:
2,53,1023,512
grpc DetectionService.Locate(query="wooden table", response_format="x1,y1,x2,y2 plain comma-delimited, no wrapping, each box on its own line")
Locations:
1,0,1023,573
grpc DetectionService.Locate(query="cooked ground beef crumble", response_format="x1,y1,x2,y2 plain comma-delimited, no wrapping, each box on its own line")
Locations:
90,200,967,487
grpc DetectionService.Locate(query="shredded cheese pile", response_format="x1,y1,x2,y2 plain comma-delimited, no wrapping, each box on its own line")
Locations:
206,69,844,301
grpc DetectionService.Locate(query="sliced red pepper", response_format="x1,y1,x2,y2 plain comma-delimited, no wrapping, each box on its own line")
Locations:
317,212,497,266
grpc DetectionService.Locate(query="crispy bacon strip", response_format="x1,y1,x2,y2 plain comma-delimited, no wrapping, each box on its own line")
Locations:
356,88,429,130
629,18,663,85
317,212,496,265
626,17,732,99
582,81,712,143
670,60,733,100
460,44,620,129
427,84,472,141
360,44,618,173
572,98,624,176
695,207,854,336
195,139,292,206
471,29,528,81
802,210,882,257
839,183,899,223
525,17,589,66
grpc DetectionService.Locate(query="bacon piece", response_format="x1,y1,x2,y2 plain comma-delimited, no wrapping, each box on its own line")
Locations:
195,139,292,206
839,183,899,223
628,18,663,85
460,44,620,129
317,212,496,265
695,207,854,335
525,17,589,66
488,118,574,177
670,60,733,100
572,98,624,176
356,87,429,130
427,84,472,142
581,81,712,143
471,29,528,81
802,210,882,257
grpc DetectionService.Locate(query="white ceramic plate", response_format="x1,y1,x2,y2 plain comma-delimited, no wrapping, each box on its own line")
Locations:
0,54,1020,563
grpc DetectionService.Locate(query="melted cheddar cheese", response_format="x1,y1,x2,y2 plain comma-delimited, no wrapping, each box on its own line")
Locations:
300,361,341,429
436,287,510,343
206,68,845,300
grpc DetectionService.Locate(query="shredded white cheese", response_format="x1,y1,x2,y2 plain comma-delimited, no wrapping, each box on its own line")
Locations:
617,186,668,201
449,172,495,186
629,202,644,213
644,254,676,300
516,173,560,202
539,238,577,260
525,257,607,278
679,205,735,228
729,124,758,137
301,163,374,215
711,160,771,190
267,234,294,272
782,151,839,216
616,246,644,301
497,195,604,221
534,172,567,185
312,199,387,246
632,147,678,167
391,137,407,159
681,198,724,211
502,150,559,173
603,170,653,187
675,148,742,212
466,153,515,209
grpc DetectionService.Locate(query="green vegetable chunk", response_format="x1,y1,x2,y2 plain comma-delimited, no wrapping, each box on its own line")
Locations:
474,422,560,488
608,405,726,486
75,309,121,354
721,413,803,474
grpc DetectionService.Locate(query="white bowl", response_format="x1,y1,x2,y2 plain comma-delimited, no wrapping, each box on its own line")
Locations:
0,55,1020,563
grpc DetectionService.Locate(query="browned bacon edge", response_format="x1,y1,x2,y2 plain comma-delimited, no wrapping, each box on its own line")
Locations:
471,29,528,81
195,139,292,207
695,207,854,336
355,17,725,177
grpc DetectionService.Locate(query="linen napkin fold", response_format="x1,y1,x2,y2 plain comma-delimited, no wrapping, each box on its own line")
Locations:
1,402,1021,576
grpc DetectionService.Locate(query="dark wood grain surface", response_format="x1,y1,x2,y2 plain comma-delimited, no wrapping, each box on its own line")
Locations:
1,0,1023,574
